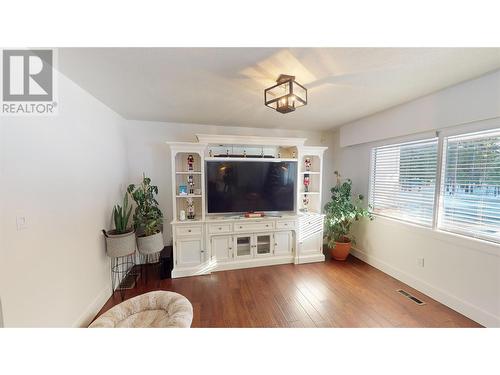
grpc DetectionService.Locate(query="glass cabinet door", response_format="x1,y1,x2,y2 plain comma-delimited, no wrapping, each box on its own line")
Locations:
235,235,252,258
256,234,272,256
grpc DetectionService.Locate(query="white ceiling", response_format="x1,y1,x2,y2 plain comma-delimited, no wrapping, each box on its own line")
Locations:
58,48,500,131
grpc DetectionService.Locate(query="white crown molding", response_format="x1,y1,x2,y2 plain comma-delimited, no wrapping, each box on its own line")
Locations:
195,134,307,147
299,146,328,155
166,142,208,154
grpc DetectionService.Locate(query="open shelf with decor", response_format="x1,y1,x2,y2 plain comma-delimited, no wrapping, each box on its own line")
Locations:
298,147,327,214
175,172,202,196
175,195,203,220
168,143,207,223
299,154,321,173
174,152,202,173
175,171,202,175
204,148,300,160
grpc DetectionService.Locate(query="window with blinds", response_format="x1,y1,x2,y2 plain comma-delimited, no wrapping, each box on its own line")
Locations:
370,138,439,227
438,129,500,242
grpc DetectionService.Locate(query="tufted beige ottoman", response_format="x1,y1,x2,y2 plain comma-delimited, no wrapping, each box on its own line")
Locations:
89,291,193,328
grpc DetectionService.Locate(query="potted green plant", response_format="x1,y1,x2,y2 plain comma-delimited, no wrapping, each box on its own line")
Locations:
324,171,373,261
127,174,164,254
103,192,136,258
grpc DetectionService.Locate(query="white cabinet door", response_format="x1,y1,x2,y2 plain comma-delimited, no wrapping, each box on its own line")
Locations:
254,233,273,257
212,235,233,262
299,231,323,254
176,238,204,267
274,231,293,256
234,234,253,260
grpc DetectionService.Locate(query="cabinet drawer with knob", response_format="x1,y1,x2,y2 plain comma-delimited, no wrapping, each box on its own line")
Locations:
233,221,275,232
276,220,296,230
175,225,202,237
208,223,233,234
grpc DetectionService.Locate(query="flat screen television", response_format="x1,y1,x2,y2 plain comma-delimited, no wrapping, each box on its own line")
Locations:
206,160,297,214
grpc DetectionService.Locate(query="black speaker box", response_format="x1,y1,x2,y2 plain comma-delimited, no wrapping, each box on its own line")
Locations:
159,246,173,279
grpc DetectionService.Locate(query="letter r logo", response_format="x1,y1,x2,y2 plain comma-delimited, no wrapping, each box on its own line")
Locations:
2,50,53,102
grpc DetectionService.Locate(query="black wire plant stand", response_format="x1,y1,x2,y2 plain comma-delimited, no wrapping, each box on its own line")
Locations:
111,253,140,301
139,252,161,288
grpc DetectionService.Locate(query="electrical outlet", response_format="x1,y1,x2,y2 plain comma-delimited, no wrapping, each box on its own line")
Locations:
417,257,425,268
16,216,28,231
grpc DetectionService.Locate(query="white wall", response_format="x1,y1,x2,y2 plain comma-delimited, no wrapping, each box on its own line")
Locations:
321,130,341,206
124,120,328,245
340,69,500,147
0,71,128,327
334,71,500,327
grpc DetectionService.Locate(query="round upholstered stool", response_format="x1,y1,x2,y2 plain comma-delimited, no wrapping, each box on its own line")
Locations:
89,291,193,328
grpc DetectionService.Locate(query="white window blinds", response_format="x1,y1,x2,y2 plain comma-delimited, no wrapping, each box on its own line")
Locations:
438,129,500,242
370,138,438,227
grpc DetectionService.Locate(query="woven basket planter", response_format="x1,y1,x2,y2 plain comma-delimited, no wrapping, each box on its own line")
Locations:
105,230,137,258
137,231,164,255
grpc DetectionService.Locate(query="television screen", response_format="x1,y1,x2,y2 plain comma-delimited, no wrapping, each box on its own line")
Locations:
206,160,297,213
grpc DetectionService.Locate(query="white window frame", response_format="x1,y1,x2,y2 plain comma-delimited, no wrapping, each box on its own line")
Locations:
369,119,500,246
369,137,439,228
436,127,500,243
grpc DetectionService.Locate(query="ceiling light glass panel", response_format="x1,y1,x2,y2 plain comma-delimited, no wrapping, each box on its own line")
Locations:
265,75,307,114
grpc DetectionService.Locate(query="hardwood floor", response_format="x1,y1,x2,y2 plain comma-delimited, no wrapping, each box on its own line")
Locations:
95,254,482,327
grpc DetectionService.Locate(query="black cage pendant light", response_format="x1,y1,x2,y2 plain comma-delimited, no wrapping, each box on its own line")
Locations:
264,74,307,114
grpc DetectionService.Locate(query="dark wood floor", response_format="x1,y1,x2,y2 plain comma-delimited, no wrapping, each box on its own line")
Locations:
95,254,481,328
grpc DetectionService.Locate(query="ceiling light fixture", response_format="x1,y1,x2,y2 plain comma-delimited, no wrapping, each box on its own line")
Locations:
264,74,307,114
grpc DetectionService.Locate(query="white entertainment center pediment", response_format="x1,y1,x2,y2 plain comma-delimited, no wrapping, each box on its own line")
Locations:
167,135,327,278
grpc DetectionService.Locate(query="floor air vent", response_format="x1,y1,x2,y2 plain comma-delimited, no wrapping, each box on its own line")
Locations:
396,289,426,305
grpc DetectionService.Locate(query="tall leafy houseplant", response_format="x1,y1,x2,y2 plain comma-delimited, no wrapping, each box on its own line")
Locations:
103,192,137,258
128,174,164,254
324,171,373,261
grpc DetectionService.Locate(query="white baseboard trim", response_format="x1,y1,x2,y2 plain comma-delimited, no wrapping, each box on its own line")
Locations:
172,256,296,278
214,256,294,272
73,284,112,328
351,247,500,328
297,253,325,264
172,262,213,278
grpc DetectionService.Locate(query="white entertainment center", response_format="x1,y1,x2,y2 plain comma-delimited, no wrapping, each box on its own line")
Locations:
168,134,327,278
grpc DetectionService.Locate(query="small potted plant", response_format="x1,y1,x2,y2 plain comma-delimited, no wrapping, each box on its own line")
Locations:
324,171,373,261
128,174,164,254
103,192,136,258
